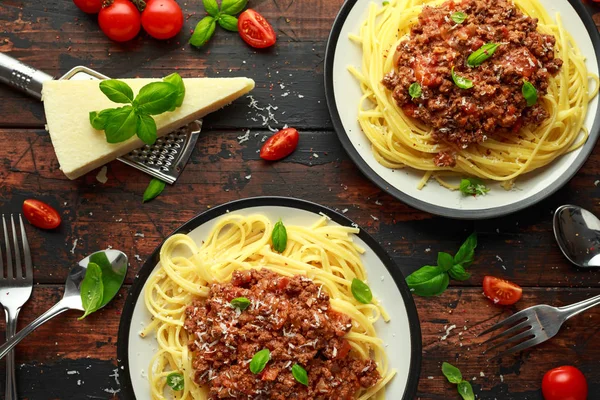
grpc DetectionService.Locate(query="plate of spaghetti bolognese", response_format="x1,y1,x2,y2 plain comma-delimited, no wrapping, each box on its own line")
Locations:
325,0,600,218
116,197,421,400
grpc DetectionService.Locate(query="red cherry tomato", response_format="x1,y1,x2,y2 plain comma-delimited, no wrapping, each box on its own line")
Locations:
141,0,184,40
482,276,522,305
73,0,102,13
542,366,588,400
238,9,276,49
22,199,61,230
98,0,141,42
260,128,299,161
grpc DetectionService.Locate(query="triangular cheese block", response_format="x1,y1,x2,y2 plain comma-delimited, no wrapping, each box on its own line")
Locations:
42,77,255,179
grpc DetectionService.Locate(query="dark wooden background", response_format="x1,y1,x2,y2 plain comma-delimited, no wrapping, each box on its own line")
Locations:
1,0,600,399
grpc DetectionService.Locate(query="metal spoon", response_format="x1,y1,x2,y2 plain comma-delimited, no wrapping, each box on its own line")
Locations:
0,249,128,360
553,205,600,268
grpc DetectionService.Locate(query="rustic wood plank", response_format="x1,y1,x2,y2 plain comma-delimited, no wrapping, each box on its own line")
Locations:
0,286,597,399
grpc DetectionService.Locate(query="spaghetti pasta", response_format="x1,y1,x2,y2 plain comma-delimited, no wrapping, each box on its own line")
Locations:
348,0,599,190
141,214,395,399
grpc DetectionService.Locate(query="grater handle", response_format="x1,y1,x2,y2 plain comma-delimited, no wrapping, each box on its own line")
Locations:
0,53,54,100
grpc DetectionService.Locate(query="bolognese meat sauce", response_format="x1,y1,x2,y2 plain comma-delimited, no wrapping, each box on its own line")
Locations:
382,0,562,166
184,269,380,399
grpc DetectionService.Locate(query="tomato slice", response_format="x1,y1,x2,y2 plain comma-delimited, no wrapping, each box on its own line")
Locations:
542,366,588,400
482,276,522,305
260,128,299,161
22,199,61,230
237,9,276,49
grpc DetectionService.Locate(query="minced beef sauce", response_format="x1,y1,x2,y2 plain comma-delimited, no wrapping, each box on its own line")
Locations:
382,0,563,167
184,269,380,399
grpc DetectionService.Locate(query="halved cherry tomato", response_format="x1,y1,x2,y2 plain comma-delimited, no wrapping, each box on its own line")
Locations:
260,128,299,161
238,9,276,49
141,0,183,40
98,0,141,42
22,199,61,230
482,276,522,305
542,366,588,400
73,0,102,13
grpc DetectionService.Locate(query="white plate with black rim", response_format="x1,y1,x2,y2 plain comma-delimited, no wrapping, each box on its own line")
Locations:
324,0,600,219
116,196,422,399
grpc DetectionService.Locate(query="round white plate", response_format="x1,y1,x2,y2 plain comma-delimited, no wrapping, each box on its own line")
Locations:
117,197,422,399
324,0,600,219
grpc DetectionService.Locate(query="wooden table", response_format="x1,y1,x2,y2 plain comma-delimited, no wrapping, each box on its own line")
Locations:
1,0,599,399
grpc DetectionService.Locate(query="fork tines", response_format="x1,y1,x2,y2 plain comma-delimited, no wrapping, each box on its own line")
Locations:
0,214,33,281
477,309,545,360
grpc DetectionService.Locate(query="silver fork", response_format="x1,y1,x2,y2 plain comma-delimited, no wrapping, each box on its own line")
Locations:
0,214,33,400
478,294,600,359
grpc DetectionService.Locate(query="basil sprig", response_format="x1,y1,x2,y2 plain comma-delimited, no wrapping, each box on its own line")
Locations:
89,73,186,145
522,81,538,106
459,178,490,196
406,233,477,296
442,362,475,400
190,0,248,47
143,178,166,203
231,297,251,310
351,278,373,304
271,219,288,253
451,67,473,89
450,11,467,24
467,43,500,67
249,349,270,374
79,252,127,319
408,82,422,99
291,364,308,386
166,372,185,391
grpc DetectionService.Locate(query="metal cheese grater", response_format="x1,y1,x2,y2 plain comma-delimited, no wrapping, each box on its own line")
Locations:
0,53,200,184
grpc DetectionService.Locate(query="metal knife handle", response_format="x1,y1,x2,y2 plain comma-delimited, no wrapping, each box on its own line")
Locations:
0,53,54,100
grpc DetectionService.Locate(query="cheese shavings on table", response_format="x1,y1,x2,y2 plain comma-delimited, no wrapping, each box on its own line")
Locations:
42,77,255,179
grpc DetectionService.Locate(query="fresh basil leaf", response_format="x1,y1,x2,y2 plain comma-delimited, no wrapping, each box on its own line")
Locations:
89,108,116,130
454,232,477,267
220,0,247,15
137,114,158,145
190,16,217,47
135,82,179,115
522,81,538,107
292,364,308,386
406,266,450,296
89,251,126,308
202,0,219,17
78,262,104,320
99,79,134,104
166,372,184,391
231,297,251,310
218,14,239,32
437,252,454,272
451,66,473,89
448,264,471,281
163,73,186,109
249,349,270,374
458,380,475,400
451,11,467,24
459,178,489,196
143,178,166,203
442,362,463,384
382,0,389,5
351,278,373,304
104,106,138,143
467,43,500,67
271,219,287,253
408,82,422,99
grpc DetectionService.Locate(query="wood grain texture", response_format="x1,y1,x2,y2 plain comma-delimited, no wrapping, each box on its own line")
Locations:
0,0,600,399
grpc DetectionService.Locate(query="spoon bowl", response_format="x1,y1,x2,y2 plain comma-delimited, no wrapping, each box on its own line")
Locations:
0,249,128,360
553,205,600,268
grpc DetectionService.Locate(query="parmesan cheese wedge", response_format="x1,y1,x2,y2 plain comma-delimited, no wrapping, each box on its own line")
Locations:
42,77,255,179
